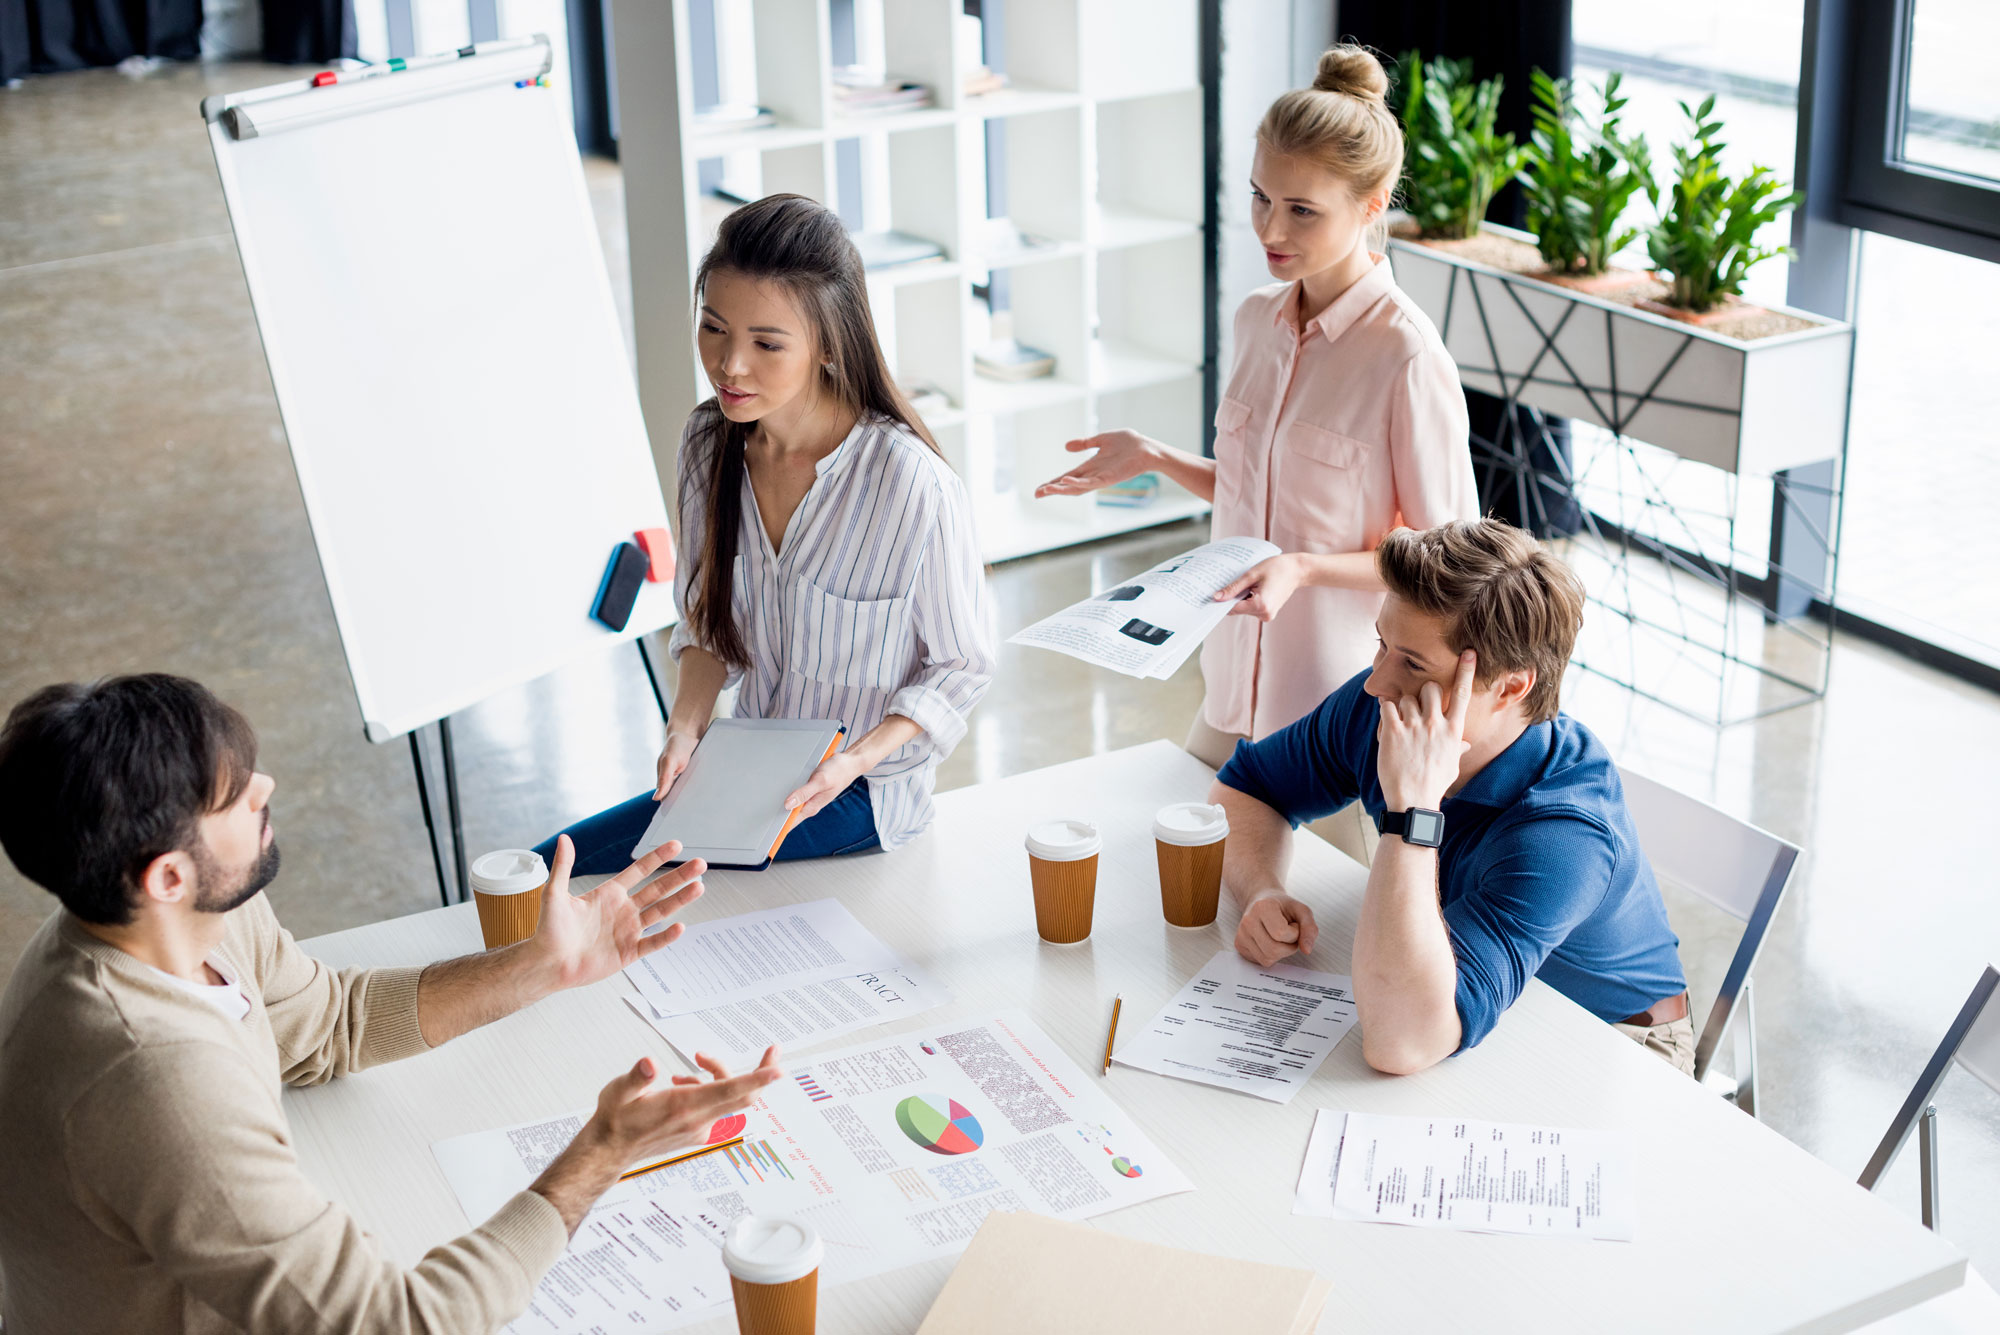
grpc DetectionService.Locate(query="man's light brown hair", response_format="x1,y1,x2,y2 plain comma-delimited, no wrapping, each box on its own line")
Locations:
1375,519,1585,724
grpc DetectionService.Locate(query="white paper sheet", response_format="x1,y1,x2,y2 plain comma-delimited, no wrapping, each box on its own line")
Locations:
624,962,953,1067
623,899,895,1016
1007,538,1279,680
435,1011,1193,1334
505,1185,735,1333
1294,1108,1636,1241
1111,949,1359,1102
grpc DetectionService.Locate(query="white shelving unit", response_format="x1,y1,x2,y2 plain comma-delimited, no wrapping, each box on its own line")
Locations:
610,0,1209,564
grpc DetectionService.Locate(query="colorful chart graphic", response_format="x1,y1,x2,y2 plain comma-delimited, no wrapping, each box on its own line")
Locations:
920,1041,937,1056
1110,1155,1143,1178
894,1094,985,1156
706,1113,747,1144
724,1139,793,1184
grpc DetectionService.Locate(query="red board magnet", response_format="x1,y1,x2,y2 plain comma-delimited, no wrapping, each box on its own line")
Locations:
634,527,675,582
311,70,338,86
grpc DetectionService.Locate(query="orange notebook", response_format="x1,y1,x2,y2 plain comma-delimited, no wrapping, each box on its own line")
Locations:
629,717,846,870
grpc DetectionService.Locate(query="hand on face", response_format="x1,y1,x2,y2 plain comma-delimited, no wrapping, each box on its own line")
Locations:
527,835,707,993
1375,650,1476,812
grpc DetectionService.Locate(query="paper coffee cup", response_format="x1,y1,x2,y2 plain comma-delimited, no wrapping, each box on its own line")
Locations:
469,849,547,950
1025,819,1102,944
1153,802,1229,928
723,1216,822,1335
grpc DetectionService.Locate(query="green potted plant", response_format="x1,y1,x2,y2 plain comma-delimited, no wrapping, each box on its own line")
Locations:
1642,95,1802,321
1517,70,1654,287
1393,51,1524,241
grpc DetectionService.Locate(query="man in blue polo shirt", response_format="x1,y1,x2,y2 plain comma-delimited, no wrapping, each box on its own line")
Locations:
1210,519,1690,1076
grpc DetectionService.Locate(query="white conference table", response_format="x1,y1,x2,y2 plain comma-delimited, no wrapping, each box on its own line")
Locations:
291,741,1963,1334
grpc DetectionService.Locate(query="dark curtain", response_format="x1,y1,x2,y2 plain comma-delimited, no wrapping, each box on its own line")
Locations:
1338,0,1582,535
260,0,354,64
1,0,201,77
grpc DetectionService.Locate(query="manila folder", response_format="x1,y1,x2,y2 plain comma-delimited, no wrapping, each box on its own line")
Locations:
916,1211,1331,1335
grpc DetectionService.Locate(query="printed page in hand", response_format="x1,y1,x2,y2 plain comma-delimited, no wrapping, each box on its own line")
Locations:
435,1011,1192,1334
1112,948,1358,1102
623,898,897,1017
1294,1108,1636,1241
1007,537,1279,679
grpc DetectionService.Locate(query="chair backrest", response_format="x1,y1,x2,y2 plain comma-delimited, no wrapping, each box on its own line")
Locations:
1618,767,1800,1081
1860,966,2000,1191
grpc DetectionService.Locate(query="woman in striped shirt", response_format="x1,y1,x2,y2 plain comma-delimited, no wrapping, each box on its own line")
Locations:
535,195,995,869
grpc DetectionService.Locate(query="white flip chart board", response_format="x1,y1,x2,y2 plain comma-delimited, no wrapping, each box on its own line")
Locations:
204,37,674,741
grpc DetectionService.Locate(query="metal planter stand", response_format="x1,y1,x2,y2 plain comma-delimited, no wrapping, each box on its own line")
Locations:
1387,225,1857,726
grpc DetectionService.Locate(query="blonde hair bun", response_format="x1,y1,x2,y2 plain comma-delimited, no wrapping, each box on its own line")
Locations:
1312,44,1389,104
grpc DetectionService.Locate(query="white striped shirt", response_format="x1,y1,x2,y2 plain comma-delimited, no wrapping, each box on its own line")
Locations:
667,409,997,850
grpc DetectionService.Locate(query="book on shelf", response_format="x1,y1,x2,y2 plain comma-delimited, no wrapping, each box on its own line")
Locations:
831,66,933,116
1096,472,1162,508
972,216,1055,266
691,102,775,133
973,338,1056,382
852,229,947,272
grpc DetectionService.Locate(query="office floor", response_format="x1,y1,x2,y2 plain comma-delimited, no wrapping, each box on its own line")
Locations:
3,61,1997,1287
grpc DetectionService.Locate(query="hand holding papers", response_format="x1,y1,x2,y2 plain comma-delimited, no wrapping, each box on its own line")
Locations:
1112,949,1359,1102
1295,1109,1636,1241
1008,537,1281,679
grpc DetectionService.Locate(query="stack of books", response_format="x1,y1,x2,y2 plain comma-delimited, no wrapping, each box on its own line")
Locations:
1097,473,1162,508
691,103,775,133
973,339,1056,382
831,67,932,117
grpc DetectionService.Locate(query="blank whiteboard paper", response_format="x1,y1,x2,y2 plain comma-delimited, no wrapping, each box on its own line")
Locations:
204,38,674,741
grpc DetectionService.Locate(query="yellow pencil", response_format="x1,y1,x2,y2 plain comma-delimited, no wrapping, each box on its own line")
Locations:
619,1135,745,1183
1102,994,1122,1075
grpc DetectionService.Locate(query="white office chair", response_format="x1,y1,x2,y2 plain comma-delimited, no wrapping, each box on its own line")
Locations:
1618,768,1800,1118
1853,966,2000,1332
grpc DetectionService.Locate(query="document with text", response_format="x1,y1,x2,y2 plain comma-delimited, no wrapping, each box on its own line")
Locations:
1111,949,1358,1102
1007,537,1279,680
1294,1108,1636,1241
436,1011,1193,1334
625,962,952,1067
624,898,896,1016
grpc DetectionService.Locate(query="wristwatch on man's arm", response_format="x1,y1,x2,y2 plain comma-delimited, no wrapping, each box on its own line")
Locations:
1378,807,1445,848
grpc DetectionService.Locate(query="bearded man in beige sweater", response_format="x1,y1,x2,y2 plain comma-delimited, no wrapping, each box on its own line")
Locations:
0,674,783,1334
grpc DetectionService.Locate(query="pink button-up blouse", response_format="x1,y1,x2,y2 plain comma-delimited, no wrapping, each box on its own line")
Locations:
1201,257,1477,739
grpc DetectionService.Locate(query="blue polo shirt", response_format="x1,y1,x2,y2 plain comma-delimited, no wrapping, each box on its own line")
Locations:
1217,671,1685,1051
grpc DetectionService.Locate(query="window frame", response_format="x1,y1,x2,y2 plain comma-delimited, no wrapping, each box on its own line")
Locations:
1838,0,2000,264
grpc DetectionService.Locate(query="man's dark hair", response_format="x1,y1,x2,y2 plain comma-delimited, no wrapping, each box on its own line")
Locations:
0,675,258,925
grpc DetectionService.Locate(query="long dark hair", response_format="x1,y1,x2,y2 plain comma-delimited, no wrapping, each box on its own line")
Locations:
687,193,940,669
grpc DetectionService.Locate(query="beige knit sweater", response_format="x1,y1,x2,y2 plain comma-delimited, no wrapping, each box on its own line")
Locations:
0,894,569,1333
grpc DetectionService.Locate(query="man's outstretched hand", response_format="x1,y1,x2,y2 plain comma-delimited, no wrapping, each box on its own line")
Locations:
525,835,707,995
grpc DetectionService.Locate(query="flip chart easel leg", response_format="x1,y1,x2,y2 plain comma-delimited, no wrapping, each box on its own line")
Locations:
635,636,670,724
409,731,453,909
438,717,471,904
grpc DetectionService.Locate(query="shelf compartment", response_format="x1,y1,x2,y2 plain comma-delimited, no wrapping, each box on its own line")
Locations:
1091,206,1201,252
1093,233,1204,374
1092,88,1202,247
1089,342,1199,395
1078,0,1198,101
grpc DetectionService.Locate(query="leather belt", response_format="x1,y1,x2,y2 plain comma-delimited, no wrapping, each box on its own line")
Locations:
1619,990,1690,1028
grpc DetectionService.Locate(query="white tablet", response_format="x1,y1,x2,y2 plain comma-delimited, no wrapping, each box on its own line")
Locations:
631,717,847,870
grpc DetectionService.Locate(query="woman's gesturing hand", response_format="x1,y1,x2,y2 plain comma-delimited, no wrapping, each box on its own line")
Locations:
1033,430,1161,498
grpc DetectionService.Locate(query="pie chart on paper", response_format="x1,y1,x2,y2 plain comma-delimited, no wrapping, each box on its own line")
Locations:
894,1094,985,1155
706,1113,748,1144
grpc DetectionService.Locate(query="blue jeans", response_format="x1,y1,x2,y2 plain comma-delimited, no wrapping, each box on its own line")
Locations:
533,778,880,874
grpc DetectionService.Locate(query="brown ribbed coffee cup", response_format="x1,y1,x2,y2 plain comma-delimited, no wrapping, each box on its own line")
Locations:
469,850,546,950
1025,820,1102,944
1153,802,1230,928
723,1217,821,1335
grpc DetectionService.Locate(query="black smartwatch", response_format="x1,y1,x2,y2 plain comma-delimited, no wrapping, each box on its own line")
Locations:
1379,807,1445,848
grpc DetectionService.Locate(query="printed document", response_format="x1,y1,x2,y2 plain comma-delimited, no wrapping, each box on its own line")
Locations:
435,1011,1193,1334
1294,1108,1636,1241
625,961,952,1067
624,898,894,1016
1112,948,1358,1102
1008,537,1280,679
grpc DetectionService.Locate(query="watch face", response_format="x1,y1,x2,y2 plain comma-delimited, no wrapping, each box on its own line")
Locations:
1408,809,1444,845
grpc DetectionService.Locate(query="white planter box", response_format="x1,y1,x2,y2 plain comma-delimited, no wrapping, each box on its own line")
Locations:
1386,224,1854,477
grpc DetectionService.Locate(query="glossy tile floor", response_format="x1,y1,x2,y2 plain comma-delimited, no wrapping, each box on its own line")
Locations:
3,60,1997,1289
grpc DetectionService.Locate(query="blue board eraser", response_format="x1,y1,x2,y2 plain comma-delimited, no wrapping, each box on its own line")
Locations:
592,541,649,631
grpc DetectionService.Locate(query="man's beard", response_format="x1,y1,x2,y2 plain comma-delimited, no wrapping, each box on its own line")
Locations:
190,825,281,915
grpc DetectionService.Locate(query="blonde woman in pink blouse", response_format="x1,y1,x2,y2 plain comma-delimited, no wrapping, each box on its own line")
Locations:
1038,45,1475,854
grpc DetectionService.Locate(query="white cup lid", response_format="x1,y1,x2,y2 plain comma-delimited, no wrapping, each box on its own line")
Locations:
1024,819,1102,861
1153,802,1229,847
722,1216,823,1284
468,849,547,896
